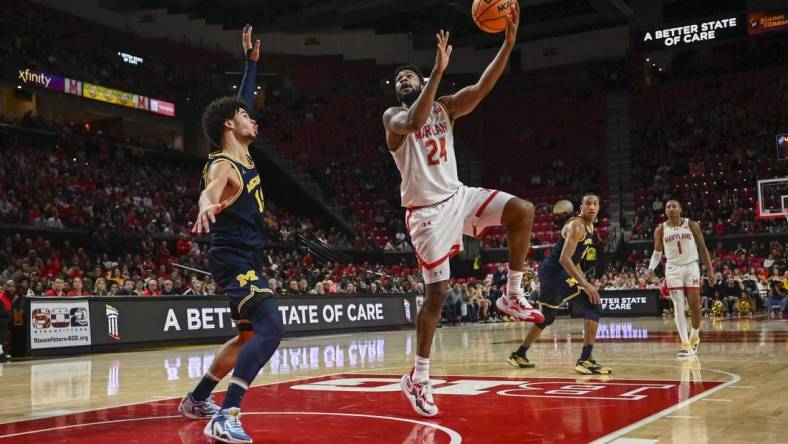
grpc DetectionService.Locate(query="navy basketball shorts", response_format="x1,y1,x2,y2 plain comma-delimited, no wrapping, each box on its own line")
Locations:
537,265,601,313
208,246,273,331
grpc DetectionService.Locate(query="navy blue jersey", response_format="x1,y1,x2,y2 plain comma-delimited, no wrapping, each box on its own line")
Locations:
542,217,594,270
200,152,266,249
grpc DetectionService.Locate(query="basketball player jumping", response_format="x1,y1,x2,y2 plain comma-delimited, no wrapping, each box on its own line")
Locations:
383,3,544,418
508,194,613,375
177,26,281,444
648,200,714,358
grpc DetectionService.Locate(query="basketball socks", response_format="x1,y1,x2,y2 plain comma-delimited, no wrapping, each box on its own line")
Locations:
413,356,430,383
670,292,690,345
690,327,699,338
223,378,249,409
515,345,529,357
192,371,221,401
507,270,523,297
221,298,283,409
580,344,593,361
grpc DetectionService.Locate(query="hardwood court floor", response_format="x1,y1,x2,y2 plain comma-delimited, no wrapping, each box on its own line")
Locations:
0,315,786,443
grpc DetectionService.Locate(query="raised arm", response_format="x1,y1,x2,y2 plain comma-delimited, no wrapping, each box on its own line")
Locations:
559,220,601,304
383,30,452,146
237,24,261,109
689,220,714,282
438,1,519,120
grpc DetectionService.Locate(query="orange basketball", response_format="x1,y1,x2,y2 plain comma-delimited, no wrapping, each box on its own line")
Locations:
472,0,517,33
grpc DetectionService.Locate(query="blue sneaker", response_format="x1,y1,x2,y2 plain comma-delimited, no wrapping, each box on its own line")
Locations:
203,408,252,444
179,392,220,419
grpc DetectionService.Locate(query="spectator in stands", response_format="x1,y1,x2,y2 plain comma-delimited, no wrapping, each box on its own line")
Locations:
44,276,66,297
116,279,136,295
0,279,14,361
141,279,160,296
67,277,89,296
161,279,175,295
766,279,786,318
93,277,110,296
721,278,742,316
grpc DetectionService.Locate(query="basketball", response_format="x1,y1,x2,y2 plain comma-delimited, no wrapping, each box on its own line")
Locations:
553,199,574,214
472,0,517,33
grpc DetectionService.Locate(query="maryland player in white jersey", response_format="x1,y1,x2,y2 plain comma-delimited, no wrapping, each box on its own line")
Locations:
382,3,544,418
648,200,713,358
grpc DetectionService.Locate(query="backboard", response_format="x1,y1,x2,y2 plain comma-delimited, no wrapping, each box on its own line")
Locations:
756,177,788,219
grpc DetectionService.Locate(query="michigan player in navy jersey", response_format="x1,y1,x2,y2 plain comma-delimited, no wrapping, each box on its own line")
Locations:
177,26,280,444
508,193,613,375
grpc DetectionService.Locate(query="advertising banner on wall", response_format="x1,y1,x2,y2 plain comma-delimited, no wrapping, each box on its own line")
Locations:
30,300,91,349
747,11,788,35
570,290,661,317
85,295,416,346
10,66,174,117
637,15,746,51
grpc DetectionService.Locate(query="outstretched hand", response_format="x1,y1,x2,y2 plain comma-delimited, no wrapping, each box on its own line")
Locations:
504,1,520,46
243,24,261,61
433,29,452,74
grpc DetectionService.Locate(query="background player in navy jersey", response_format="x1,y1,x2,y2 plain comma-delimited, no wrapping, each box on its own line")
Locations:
177,26,281,444
508,193,613,375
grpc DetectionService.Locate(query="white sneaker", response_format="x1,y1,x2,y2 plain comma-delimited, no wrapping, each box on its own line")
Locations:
496,293,545,323
400,369,438,417
677,343,697,359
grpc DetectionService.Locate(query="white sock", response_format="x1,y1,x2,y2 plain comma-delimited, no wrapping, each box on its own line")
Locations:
507,270,523,297
690,327,699,338
413,355,430,383
0,345,3,354
670,291,689,344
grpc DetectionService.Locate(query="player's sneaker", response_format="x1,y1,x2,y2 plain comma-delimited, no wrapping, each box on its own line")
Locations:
496,292,545,323
575,357,612,375
507,352,535,368
179,392,220,419
400,369,438,417
204,408,252,444
677,342,696,358
689,333,700,353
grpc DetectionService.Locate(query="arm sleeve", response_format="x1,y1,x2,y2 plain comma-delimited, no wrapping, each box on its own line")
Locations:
648,250,663,271
237,58,257,110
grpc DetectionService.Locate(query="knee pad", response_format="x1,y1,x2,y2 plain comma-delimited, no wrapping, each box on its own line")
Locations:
535,305,557,329
584,302,602,322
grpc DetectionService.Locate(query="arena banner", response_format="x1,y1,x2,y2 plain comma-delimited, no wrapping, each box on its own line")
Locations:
82,82,138,109
16,68,65,92
637,15,745,51
150,98,176,117
29,300,92,349
83,294,416,346
747,11,788,35
570,290,661,317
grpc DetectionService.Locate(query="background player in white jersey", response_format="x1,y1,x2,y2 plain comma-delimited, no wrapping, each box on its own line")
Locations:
382,3,544,418
648,200,713,357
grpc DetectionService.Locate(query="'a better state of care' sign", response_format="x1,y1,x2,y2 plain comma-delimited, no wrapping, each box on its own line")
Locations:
639,17,743,50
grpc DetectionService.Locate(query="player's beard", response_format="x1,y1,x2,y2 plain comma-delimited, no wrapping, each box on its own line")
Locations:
397,87,421,108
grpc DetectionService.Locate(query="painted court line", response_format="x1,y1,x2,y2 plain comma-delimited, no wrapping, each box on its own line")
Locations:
609,439,658,444
701,398,732,402
589,365,740,444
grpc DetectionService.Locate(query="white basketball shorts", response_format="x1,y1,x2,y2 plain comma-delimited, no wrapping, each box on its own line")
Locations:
665,262,701,293
405,186,514,284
